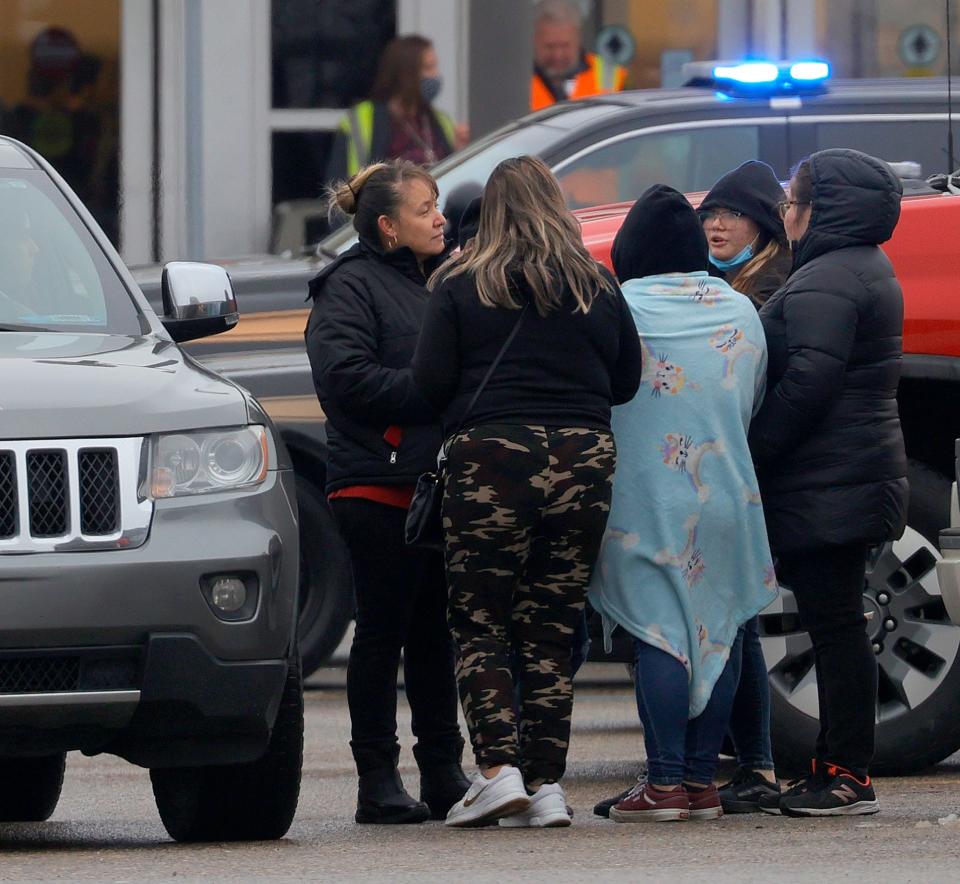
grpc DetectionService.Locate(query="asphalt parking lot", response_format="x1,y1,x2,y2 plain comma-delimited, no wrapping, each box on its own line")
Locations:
2,662,960,882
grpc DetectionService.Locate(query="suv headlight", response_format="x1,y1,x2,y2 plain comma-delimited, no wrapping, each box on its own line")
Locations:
148,426,269,498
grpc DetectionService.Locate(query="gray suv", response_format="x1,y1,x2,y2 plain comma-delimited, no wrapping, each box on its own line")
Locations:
0,137,302,842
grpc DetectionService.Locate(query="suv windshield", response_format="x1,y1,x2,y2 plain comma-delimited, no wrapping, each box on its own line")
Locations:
316,121,562,257
0,171,142,334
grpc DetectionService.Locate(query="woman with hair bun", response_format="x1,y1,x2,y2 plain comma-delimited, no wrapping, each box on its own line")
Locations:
305,160,468,826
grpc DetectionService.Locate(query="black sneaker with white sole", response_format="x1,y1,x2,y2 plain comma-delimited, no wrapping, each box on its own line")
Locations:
780,765,879,817
593,784,637,819
759,760,824,816
718,768,781,814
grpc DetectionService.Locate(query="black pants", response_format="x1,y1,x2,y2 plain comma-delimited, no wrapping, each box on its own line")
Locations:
331,498,464,776
776,542,875,777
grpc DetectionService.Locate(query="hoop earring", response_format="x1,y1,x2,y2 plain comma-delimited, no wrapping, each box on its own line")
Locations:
388,235,398,251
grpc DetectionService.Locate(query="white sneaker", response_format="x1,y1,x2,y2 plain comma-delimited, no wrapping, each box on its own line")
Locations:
444,765,530,828
499,782,571,828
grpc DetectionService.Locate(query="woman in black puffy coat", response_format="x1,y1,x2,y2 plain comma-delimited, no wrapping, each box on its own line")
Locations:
750,148,908,817
305,160,468,825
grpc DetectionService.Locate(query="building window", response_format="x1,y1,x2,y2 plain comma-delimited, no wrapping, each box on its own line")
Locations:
268,1,396,250
271,0,396,109
0,0,121,246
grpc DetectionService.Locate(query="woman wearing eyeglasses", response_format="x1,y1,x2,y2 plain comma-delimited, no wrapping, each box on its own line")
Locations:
691,161,791,818
750,149,908,817
698,161,792,309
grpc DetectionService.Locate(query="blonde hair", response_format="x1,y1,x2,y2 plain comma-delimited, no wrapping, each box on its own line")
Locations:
327,160,438,243
728,236,789,306
429,156,612,315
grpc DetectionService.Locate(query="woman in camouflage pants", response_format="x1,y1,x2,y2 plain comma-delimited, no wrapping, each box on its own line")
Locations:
413,156,642,827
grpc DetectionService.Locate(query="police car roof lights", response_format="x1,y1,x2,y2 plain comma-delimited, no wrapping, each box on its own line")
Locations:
683,59,831,96
713,62,779,84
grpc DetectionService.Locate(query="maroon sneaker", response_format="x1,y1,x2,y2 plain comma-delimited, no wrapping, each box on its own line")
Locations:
686,784,723,820
609,782,690,822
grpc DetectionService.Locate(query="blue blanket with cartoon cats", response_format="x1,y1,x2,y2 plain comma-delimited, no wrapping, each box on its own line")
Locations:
588,271,777,717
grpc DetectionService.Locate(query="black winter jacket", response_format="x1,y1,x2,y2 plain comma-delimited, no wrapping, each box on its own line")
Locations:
304,238,446,493
750,149,908,553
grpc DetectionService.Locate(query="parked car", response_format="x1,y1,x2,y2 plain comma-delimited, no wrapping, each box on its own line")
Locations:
135,70,960,687
0,136,302,842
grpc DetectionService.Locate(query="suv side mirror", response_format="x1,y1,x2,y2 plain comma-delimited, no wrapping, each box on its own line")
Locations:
160,262,239,343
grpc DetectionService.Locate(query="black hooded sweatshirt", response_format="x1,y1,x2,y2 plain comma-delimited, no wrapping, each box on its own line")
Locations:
750,149,908,553
304,237,447,493
699,160,792,305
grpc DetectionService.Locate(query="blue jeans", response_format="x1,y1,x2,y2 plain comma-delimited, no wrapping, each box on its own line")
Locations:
727,615,775,770
634,629,744,786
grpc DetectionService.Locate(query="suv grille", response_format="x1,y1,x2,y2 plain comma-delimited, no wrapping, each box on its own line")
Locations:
78,449,119,535
0,452,16,538
0,650,141,694
0,438,149,552
0,656,81,693
27,450,69,537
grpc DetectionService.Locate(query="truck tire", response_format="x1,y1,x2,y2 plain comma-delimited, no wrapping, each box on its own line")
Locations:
150,654,304,842
763,462,960,776
295,476,353,676
0,752,66,821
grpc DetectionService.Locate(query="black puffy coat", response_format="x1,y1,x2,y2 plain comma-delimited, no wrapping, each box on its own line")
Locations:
750,149,908,553
304,238,445,493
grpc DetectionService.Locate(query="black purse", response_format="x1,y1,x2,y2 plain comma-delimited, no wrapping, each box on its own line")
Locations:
405,305,528,549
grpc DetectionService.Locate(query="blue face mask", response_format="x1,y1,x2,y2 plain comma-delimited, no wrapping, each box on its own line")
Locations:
420,76,442,104
709,239,755,271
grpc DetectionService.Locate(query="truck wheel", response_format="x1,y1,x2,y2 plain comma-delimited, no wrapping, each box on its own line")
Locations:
0,753,66,821
763,491,960,776
150,654,304,842
295,476,353,676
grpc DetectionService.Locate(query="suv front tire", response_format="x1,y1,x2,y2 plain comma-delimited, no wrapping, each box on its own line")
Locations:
0,752,66,821
150,654,304,842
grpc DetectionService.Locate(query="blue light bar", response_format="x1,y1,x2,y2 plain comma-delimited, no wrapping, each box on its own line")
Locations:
712,62,779,84
790,61,830,81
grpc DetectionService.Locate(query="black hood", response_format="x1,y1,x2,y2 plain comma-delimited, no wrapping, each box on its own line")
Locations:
612,184,709,282
457,197,482,249
793,149,902,270
699,160,786,245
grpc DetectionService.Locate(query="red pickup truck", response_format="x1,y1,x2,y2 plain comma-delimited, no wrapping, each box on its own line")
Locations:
579,190,960,776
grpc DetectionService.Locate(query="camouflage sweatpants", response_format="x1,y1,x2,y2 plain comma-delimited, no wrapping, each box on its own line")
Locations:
443,424,616,787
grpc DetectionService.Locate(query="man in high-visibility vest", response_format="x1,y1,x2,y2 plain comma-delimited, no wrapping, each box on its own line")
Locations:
531,0,627,112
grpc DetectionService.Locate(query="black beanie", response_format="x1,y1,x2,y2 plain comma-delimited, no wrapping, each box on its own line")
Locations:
699,160,786,245
612,184,709,282
456,196,482,249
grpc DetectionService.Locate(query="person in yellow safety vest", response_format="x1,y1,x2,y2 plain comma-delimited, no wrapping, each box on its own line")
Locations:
326,35,468,183
531,0,628,112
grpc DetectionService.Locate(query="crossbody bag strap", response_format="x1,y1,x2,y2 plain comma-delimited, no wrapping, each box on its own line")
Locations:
445,303,529,451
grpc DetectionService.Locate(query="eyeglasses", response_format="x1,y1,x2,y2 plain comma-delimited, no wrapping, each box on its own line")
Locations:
697,209,744,225
778,199,811,219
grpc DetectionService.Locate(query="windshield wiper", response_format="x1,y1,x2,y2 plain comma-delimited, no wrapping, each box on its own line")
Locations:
0,322,52,333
